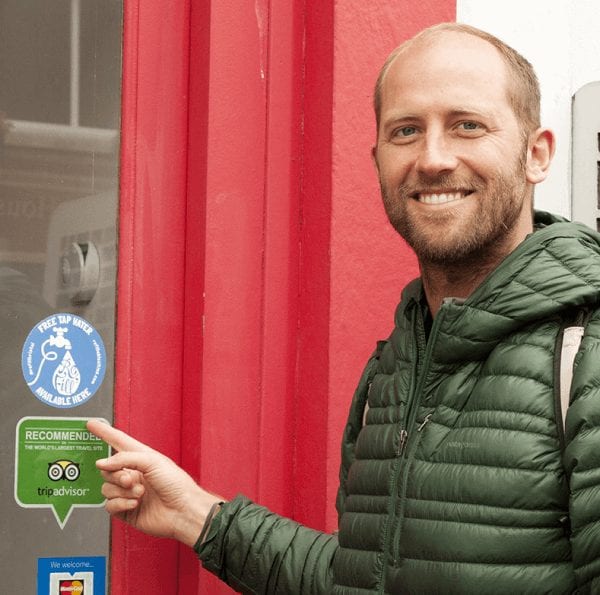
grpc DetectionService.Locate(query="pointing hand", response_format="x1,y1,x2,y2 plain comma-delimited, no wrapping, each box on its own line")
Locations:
87,419,223,547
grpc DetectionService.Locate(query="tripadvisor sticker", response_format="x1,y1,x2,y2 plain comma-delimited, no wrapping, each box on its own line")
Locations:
15,417,109,528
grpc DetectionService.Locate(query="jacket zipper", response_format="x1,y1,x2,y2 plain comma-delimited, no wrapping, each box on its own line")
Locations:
388,305,446,569
377,301,423,594
397,429,408,456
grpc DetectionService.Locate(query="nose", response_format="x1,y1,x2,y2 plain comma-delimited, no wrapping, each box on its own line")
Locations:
415,131,458,177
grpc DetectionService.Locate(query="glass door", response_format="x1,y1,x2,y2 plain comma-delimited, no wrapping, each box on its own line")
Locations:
0,1,122,592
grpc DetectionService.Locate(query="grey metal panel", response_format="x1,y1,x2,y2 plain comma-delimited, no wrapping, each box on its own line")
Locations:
572,81,600,229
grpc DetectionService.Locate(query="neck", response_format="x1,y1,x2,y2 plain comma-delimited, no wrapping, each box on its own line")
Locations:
421,257,498,317
421,216,534,317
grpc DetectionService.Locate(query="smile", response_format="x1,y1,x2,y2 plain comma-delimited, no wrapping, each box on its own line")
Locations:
416,191,471,205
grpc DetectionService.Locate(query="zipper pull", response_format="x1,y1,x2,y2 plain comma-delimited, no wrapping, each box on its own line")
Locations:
417,414,432,432
397,429,408,456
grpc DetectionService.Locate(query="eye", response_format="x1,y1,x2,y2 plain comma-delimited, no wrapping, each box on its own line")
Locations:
394,126,417,137
389,125,419,143
456,121,484,135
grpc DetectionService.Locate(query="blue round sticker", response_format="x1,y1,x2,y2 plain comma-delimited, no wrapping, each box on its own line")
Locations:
21,314,106,408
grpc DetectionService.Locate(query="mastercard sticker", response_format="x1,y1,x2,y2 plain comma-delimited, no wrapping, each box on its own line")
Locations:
38,557,106,595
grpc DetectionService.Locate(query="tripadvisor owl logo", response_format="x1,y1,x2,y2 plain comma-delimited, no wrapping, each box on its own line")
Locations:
38,459,90,498
48,459,81,482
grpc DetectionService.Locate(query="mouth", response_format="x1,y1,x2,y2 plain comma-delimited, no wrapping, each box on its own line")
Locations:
412,190,473,205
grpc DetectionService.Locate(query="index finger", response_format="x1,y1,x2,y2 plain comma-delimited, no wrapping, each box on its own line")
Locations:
87,419,150,453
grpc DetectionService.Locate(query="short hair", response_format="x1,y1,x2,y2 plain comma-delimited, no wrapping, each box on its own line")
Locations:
373,23,541,135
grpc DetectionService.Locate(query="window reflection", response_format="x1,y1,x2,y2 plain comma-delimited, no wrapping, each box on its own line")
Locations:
0,0,121,287
0,0,122,128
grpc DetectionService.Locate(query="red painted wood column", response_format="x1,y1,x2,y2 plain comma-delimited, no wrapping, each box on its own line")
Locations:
114,0,192,592
192,0,306,591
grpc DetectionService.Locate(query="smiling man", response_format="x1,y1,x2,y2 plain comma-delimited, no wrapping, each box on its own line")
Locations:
374,25,553,315
89,23,600,594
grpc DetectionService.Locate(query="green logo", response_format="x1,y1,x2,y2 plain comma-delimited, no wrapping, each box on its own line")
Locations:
15,417,109,528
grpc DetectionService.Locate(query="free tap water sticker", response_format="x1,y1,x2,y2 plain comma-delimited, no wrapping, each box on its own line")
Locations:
38,556,106,595
21,313,106,408
15,417,109,528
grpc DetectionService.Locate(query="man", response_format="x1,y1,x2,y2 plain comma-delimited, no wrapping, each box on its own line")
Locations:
88,23,600,593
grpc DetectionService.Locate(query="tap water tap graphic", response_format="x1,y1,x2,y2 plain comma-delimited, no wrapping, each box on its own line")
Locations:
27,327,81,396
21,314,106,409
49,326,71,349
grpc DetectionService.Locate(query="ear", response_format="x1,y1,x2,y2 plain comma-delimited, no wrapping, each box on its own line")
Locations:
525,128,555,184
372,144,385,179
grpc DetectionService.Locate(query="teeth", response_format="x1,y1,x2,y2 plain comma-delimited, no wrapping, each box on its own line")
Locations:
418,192,464,204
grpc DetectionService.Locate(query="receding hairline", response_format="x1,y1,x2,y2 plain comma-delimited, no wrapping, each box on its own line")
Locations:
374,23,541,134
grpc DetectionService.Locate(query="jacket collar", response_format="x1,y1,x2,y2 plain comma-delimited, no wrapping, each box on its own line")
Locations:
398,212,600,363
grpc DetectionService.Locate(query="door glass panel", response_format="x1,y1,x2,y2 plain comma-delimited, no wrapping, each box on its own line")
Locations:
0,1,122,592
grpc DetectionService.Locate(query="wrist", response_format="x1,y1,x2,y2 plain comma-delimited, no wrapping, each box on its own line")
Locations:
176,491,224,547
195,500,224,546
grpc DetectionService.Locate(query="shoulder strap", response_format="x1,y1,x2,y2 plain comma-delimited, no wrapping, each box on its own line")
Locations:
559,325,585,431
558,309,592,431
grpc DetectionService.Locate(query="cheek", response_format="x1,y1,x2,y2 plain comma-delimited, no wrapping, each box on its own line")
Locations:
377,156,412,185
462,146,515,177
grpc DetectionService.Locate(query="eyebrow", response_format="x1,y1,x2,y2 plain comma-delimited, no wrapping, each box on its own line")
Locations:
446,108,492,119
381,107,494,126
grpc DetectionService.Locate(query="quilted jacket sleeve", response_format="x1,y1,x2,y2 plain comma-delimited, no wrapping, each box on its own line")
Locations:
565,311,600,593
195,495,338,594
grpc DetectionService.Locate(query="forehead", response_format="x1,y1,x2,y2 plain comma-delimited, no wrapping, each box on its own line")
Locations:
380,32,512,118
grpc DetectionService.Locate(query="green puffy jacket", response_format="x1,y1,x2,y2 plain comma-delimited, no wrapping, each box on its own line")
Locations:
197,212,600,594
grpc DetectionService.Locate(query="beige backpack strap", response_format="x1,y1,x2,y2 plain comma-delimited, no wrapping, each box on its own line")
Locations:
559,325,585,431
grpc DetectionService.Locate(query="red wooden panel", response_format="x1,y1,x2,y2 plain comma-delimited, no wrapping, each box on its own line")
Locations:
255,0,304,513
114,0,191,592
177,0,211,592
196,1,270,591
190,2,307,591
293,0,335,530
198,0,268,499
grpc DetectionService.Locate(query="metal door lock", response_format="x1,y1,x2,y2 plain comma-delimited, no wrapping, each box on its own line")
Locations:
60,241,100,304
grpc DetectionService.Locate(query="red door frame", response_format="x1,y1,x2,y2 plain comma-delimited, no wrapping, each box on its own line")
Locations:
113,0,191,591
113,1,454,593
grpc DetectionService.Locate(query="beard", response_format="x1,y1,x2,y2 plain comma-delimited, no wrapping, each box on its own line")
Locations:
380,158,530,267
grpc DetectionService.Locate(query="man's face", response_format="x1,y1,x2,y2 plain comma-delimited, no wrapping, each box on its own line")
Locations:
374,32,535,266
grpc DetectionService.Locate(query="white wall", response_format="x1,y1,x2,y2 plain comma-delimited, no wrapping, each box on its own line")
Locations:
457,0,600,218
